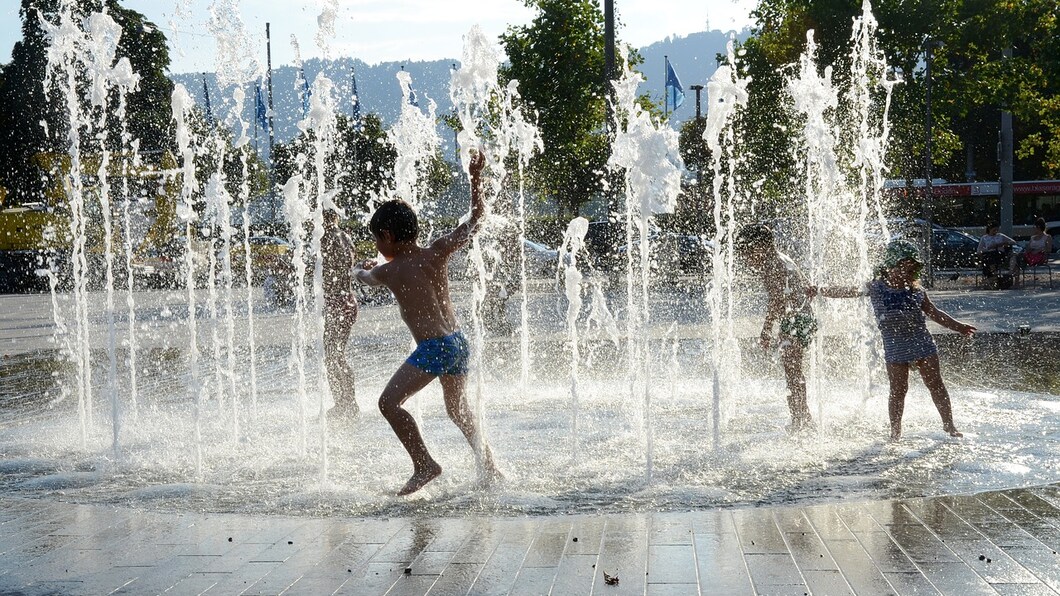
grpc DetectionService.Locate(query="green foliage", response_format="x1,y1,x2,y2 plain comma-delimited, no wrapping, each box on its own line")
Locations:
678,117,708,177
184,107,269,212
272,112,451,217
499,0,643,220
334,113,398,212
932,0,1060,178
738,0,1060,189
0,0,174,204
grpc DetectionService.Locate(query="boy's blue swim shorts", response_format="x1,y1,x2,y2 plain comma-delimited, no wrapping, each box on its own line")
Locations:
406,331,470,376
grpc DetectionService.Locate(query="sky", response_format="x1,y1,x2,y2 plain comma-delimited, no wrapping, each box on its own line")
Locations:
0,0,756,74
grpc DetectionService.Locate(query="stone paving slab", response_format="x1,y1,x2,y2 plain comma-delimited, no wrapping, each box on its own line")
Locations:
2,484,1060,595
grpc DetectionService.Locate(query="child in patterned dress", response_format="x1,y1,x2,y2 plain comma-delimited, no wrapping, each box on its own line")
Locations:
816,240,975,441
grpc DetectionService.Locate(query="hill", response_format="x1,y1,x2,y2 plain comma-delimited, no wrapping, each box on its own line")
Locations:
170,28,752,158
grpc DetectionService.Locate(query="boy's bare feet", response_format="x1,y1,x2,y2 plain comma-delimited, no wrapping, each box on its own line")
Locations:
889,428,901,442
398,461,442,496
943,424,963,438
481,464,505,488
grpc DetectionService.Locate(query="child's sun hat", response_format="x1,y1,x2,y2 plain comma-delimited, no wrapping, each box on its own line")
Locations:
882,239,923,269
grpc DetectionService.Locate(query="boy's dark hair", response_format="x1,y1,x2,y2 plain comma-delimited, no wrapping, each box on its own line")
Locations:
735,223,775,250
370,200,419,242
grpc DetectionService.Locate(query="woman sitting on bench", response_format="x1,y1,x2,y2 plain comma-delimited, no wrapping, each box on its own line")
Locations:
977,222,1018,287
1023,217,1053,268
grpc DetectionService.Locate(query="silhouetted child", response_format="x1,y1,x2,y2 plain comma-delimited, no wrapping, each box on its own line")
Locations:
354,150,501,496
322,209,358,419
815,240,974,441
736,224,816,431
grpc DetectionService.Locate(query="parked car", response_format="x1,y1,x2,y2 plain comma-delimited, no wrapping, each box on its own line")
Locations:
523,239,562,276
866,218,1008,271
616,232,713,281
230,235,293,284
584,219,661,273
1044,221,1060,250
929,227,984,269
131,240,188,289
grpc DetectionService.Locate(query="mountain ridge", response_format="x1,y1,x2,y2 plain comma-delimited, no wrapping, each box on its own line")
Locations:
171,28,752,157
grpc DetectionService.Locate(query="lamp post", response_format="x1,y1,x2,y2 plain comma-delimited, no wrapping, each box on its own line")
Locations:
690,84,704,183
451,63,459,164
689,83,705,235
999,48,1014,236
604,0,615,119
922,37,943,287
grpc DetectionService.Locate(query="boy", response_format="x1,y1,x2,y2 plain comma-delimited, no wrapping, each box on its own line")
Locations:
354,150,501,496
736,224,816,431
322,209,358,418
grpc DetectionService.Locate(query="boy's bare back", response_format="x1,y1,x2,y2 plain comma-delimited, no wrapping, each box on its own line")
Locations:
365,244,460,343
355,151,486,343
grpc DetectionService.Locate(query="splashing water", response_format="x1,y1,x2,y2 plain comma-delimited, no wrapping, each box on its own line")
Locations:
560,217,590,459
7,1,1059,520
608,49,684,479
702,38,750,447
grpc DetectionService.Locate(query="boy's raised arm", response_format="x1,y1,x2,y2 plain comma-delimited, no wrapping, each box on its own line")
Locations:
432,150,486,255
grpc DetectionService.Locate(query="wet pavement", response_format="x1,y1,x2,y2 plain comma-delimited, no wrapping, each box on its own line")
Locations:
2,282,1058,358
2,283,1060,594
2,484,1060,595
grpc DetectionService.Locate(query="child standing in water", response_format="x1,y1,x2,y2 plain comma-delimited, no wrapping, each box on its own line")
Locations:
736,224,816,431
354,150,501,496
816,240,975,441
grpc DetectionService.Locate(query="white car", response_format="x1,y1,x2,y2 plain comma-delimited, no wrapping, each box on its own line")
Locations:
523,239,562,276
1045,222,1060,251
448,238,570,278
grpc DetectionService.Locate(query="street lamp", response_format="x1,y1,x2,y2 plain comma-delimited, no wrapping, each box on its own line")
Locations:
451,63,459,164
922,37,943,287
689,83,704,184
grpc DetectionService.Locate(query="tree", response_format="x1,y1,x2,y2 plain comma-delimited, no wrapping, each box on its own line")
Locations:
0,0,174,203
499,0,638,219
736,0,1060,196
333,113,398,214
932,0,1060,179
272,112,450,219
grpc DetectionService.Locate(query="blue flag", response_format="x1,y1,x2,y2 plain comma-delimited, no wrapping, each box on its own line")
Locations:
202,75,214,125
408,83,419,108
350,70,362,128
300,68,312,118
255,84,268,132
665,58,684,112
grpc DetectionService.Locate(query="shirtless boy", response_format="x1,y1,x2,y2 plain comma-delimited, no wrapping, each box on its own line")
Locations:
354,150,501,496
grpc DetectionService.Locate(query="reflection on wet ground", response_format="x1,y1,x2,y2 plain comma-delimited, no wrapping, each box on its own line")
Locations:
3,484,1060,594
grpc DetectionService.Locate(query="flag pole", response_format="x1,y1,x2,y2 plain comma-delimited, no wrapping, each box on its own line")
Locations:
663,55,668,118
265,23,277,220
266,23,276,157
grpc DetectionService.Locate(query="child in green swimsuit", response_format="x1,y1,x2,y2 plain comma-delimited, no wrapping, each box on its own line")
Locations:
737,224,817,431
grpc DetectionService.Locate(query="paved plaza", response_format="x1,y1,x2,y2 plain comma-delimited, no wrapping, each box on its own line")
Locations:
1,283,1059,594
2,484,1060,595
